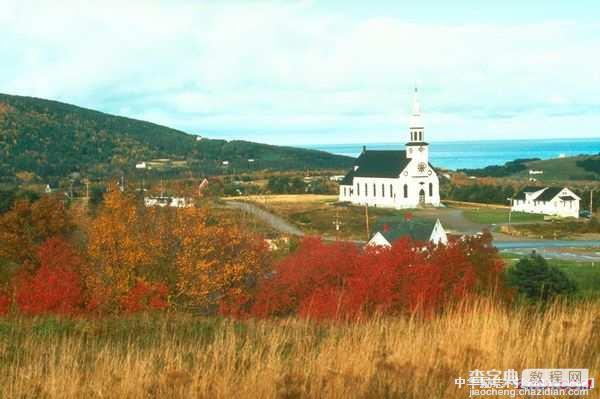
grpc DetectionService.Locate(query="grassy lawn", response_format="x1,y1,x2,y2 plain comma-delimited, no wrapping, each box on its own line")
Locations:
463,209,544,224
509,218,600,239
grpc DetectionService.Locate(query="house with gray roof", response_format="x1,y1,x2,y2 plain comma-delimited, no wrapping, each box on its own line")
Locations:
367,218,448,247
338,88,441,209
511,186,580,218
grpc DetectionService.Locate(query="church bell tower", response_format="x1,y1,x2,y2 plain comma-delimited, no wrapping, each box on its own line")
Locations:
406,87,429,164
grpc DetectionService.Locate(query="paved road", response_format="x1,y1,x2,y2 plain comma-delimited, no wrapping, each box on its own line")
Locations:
225,201,304,236
494,240,600,250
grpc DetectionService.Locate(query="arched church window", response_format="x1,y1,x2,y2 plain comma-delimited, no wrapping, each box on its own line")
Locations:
403,184,408,198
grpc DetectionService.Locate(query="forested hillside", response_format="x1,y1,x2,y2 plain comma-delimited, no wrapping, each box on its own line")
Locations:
0,93,352,182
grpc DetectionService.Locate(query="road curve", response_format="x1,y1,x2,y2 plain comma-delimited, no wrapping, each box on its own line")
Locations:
225,200,304,237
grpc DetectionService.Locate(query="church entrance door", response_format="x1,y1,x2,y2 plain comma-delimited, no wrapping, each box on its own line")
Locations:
418,189,425,205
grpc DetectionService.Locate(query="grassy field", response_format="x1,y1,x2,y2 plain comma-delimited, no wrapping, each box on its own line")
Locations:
463,208,544,224
211,204,282,238
228,194,409,240
1,301,599,398
506,218,600,239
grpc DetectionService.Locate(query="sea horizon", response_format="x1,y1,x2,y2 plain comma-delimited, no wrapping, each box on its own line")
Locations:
301,137,600,170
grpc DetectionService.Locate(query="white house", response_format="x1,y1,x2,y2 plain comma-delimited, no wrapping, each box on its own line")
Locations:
144,196,193,208
512,186,580,218
339,88,441,209
367,218,448,247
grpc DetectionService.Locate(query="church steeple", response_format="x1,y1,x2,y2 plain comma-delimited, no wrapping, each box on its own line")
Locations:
409,86,424,143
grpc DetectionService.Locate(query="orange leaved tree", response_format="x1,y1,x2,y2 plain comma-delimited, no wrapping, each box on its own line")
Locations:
85,188,157,311
174,207,270,310
0,195,72,265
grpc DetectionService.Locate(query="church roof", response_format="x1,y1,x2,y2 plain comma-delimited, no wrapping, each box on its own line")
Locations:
535,187,563,202
375,219,437,243
350,150,411,179
340,169,355,185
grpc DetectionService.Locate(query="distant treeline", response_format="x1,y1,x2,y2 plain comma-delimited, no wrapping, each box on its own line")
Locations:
458,158,539,178
444,184,515,205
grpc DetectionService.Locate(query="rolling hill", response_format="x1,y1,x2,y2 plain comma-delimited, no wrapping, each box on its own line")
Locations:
460,155,600,182
0,93,353,182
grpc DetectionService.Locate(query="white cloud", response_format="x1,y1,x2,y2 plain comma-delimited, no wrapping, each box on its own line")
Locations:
1,1,600,144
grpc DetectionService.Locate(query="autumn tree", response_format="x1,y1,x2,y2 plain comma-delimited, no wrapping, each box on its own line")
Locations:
85,187,166,311
174,207,270,310
120,280,169,313
244,234,508,320
15,237,84,315
0,195,72,265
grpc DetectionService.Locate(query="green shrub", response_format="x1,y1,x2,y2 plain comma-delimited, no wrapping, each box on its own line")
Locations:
506,254,577,301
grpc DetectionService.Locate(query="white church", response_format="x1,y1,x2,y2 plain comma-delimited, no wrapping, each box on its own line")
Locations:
338,89,441,209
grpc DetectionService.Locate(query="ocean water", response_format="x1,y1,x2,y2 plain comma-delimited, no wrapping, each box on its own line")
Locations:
303,138,600,170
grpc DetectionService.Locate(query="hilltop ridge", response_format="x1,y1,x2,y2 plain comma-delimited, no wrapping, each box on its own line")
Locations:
0,93,353,182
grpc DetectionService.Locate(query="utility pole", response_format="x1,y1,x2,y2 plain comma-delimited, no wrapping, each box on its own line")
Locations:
507,197,514,232
332,208,344,241
507,197,513,233
364,204,370,241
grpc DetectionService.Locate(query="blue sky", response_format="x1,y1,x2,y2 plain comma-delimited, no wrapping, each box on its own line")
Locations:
2,0,600,145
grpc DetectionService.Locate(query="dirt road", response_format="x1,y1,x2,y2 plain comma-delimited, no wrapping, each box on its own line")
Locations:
226,201,304,236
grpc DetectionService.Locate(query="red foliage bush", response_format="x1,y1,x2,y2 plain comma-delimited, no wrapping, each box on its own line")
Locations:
15,237,84,316
235,232,507,320
0,291,11,316
120,281,169,313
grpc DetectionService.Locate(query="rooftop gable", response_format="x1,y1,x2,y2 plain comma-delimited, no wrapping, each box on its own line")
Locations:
375,218,437,243
351,150,410,179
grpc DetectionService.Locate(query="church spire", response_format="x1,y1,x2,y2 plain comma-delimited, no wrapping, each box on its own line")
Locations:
409,86,424,143
410,86,423,130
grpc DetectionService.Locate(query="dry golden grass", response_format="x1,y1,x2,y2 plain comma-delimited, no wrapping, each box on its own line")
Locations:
2,300,599,398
